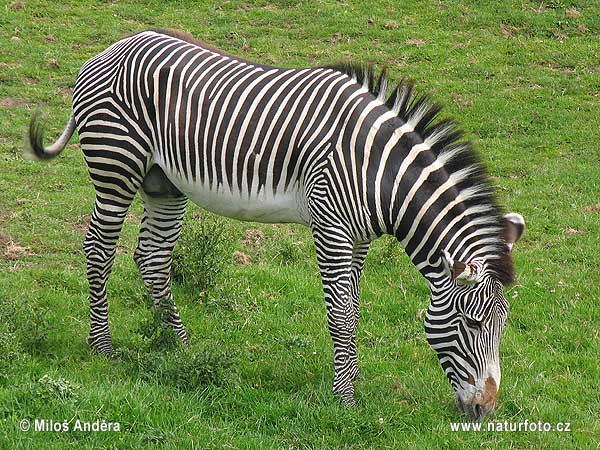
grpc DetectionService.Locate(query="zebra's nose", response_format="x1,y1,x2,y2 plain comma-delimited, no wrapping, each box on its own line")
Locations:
471,377,498,419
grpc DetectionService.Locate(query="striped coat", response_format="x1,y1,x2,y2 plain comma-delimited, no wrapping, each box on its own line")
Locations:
28,29,524,418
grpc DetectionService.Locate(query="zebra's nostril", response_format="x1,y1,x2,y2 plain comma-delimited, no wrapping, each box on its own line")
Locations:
473,403,483,419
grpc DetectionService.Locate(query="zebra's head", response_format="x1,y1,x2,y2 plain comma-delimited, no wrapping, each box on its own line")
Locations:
425,213,525,420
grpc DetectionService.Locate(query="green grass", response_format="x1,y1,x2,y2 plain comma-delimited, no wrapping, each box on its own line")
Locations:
1,0,599,448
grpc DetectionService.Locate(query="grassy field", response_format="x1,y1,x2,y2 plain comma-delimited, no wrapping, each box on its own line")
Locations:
1,0,599,448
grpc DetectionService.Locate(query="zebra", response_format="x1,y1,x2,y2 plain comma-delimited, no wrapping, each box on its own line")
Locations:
27,29,525,419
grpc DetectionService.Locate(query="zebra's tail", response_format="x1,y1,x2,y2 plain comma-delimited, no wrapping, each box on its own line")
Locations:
26,111,76,160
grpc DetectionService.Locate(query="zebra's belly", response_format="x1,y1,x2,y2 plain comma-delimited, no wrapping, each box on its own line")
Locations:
165,170,310,225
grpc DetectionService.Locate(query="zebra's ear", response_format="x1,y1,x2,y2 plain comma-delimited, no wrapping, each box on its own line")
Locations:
441,250,479,285
502,213,525,252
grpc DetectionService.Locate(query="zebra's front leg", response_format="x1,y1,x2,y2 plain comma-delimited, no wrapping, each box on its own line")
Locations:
348,241,370,383
134,190,189,343
312,227,358,405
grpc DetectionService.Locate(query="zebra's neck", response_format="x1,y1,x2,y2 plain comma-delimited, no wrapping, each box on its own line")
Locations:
387,125,502,281
387,136,502,282
338,91,504,283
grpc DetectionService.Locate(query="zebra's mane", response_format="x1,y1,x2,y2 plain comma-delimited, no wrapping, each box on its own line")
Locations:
326,63,514,284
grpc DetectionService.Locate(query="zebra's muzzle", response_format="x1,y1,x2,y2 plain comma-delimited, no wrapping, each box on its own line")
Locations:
455,376,498,421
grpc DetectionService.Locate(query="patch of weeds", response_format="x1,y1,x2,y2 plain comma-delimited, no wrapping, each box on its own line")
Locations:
0,330,22,364
0,331,23,383
202,282,259,312
160,348,234,390
135,294,180,351
0,295,27,382
0,294,50,357
172,212,235,298
4,374,80,419
122,345,235,391
275,239,303,265
140,426,176,447
35,374,79,401
277,335,311,350
545,1,567,9
21,304,52,356
373,235,404,265
202,290,238,311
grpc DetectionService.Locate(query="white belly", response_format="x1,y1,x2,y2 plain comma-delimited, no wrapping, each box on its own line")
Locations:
166,169,310,225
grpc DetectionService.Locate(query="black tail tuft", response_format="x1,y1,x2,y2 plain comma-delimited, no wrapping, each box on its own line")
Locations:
26,110,75,160
27,110,53,160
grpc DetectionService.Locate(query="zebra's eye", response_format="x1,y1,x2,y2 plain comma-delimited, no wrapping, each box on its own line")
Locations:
464,316,482,330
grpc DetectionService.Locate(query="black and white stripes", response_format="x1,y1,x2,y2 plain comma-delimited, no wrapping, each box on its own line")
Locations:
27,29,524,417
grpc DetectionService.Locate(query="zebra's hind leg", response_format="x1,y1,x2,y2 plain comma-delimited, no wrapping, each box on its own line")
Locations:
134,187,189,343
348,241,370,383
312,226,357,406
85,192,138,354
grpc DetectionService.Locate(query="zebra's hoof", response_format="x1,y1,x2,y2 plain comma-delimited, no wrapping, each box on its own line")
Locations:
338,393,357,407
174,328,189,344
87,336,114,355
333,383,356,407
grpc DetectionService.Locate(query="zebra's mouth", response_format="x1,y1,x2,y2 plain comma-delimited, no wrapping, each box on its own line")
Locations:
455,392,490,421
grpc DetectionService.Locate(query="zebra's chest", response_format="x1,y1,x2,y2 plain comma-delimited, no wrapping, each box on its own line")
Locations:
164,167,310,225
